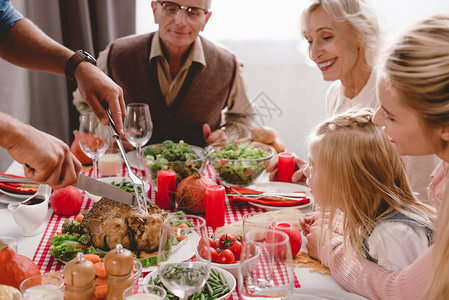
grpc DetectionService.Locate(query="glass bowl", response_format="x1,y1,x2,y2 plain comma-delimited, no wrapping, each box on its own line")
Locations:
207,141,275,187
142,141,208,185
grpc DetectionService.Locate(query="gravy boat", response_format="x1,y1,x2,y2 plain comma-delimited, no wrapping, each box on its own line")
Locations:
8,184,52,236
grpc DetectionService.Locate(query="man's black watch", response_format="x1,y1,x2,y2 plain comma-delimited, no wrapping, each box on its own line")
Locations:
64,50,97,82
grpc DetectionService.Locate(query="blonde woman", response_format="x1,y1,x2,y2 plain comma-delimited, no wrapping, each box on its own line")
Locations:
269,0,439,202
304,109,435,271
304,15,449,299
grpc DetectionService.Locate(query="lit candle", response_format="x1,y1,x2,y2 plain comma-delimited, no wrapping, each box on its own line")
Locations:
277,152,295,183
155,170,176,210
205,185,225,227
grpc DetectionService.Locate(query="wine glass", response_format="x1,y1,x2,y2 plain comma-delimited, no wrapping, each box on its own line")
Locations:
79,112,110,179
124,103,153,175
238,229,295,299
157,215,211,300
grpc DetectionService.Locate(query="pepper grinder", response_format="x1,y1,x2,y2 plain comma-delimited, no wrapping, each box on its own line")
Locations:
64,252,96,300
104,244,134,300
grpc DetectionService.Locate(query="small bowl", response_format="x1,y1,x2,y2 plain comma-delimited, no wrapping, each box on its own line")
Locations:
142,142,208,185
195,245,260,278
207,141,275,186
143,266,236,300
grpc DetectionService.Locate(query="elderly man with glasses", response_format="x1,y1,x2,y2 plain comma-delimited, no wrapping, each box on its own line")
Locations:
73,0,255,147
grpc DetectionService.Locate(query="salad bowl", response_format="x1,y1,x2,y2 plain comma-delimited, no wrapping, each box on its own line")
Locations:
142,140,208,185
207,141,275,186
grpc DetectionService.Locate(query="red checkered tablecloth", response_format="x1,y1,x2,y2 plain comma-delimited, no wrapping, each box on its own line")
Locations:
32,164,300,299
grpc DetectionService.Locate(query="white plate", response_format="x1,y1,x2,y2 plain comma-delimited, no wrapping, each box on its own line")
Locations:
245,181,314,211
143,266,236,300
141,230,200,273
85,176,150,202
0,188,34,200
289,288,367,300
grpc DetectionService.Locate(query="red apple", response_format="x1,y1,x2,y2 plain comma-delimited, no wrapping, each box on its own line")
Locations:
50,185,83,216
270,222,302,257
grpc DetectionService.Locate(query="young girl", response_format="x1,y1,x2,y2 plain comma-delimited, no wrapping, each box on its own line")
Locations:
303,108,436,271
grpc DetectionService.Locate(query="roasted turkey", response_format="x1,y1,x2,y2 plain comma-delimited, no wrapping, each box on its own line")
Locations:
81,198,167,252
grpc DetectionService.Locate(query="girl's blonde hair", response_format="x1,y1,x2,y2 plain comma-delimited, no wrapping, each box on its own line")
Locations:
300,0,381,68
309,108,436,259
381,14,449,127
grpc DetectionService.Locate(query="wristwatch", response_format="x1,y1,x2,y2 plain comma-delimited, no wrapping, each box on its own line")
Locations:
64,50,97,82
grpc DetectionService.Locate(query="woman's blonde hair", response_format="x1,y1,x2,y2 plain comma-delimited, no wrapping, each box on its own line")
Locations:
309,108,436,259
300,0,381,68
425,186,449,299
381,14,449,127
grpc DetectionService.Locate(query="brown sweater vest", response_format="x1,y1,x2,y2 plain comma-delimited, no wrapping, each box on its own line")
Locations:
107,32,237,147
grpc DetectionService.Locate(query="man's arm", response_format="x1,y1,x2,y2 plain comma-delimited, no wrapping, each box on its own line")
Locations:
0,111,81,189
0,18,126,134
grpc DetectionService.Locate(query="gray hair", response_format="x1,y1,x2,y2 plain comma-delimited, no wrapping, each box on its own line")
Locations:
301,0,381,68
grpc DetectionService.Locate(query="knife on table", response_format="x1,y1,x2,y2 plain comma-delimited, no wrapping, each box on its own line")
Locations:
74,174,135,206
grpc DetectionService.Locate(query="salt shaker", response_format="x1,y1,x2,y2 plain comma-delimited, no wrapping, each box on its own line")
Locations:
105,244,134,300
64,252,96,300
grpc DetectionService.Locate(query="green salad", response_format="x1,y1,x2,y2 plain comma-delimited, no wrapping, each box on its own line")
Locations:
143,140,205,183
208,141,272,186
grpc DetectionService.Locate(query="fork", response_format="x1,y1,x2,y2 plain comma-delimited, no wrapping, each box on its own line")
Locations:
101,102,149,213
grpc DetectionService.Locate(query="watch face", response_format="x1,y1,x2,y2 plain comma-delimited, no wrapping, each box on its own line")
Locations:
77,50,96,65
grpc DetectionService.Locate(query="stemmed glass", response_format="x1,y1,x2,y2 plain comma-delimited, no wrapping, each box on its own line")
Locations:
79,112,110,179
157,215,211,300
124,103,153,176
238,229,295,299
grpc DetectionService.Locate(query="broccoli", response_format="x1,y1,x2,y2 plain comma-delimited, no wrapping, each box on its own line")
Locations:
61,220,82,234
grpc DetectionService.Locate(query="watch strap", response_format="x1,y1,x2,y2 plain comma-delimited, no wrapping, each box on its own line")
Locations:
64,50,96,82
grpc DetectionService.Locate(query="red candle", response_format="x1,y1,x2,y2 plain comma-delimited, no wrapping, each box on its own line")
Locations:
205,185,225,227
278,152,295,183
155,170,176,210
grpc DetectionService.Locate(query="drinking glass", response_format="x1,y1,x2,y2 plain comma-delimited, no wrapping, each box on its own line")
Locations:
20,274,64,300
124,103,153,175
79,112,110,179
238,229,294,299
157,215,211,300
242,212,277,241
122,284,167,300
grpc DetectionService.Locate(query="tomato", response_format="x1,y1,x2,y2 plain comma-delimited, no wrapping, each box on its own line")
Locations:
210,247,218,262
271,222,302,257
50,186,83,216
219,234,236,249
199,237,216,249
228,240,243,260
216,249,235,264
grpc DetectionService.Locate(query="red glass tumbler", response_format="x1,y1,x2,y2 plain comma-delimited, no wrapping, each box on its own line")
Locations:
205,185,225,227
155,170,176,210
278,152,295,183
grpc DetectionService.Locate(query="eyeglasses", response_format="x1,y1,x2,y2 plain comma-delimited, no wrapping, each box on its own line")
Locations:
156,1,208,19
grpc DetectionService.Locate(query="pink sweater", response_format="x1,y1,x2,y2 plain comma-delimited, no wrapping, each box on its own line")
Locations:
322,161,447,300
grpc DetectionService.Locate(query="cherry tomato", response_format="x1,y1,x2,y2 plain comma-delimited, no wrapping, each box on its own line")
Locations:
216,249,235,264
210,247,218,262
228,240,243,260
219,234,236,249
199,237,217,249
199,246,211,260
